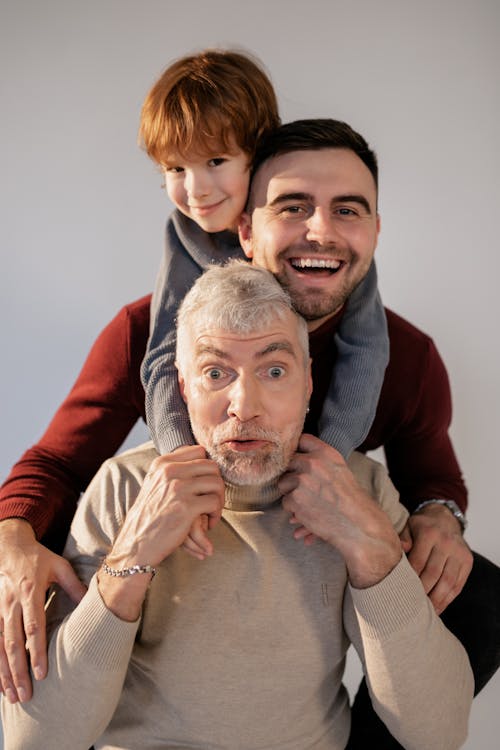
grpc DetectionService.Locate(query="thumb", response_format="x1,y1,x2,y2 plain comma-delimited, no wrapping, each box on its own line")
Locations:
52,557,87,603
399,523,413,554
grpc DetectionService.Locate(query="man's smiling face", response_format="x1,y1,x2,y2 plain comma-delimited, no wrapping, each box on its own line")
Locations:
239,148,380,331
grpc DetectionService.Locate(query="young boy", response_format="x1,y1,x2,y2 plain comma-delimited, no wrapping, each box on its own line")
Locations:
139,49,389,478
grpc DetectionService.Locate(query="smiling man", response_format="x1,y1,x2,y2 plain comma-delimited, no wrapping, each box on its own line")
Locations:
1,262,472,750
240,121,379,329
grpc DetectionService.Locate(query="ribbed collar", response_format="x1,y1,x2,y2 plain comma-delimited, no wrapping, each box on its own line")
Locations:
224,481,282,512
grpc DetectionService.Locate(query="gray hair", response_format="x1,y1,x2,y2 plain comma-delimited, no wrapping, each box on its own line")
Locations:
176,260,309,372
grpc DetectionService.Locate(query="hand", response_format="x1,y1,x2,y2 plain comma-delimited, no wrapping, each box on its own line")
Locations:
278,434,401,588
99,446,225,620
0,519,87,703
400,503,473,614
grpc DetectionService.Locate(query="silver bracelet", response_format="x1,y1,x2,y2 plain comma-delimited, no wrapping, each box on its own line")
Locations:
413,498,467,531
102,560,157,579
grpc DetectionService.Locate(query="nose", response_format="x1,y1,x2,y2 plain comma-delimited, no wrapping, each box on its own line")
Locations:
227,374,262,422
185,168,211,200
305,207,339,245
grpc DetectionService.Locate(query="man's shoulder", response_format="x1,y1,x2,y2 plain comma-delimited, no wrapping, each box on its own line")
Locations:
103,440,158,475
95,441,159,502
385,307,434,348
347,451,388,494
347,451,408,532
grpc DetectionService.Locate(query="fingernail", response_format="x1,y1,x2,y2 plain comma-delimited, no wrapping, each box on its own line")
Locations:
17,686,27,703
34,666,44,681
5,687,17,704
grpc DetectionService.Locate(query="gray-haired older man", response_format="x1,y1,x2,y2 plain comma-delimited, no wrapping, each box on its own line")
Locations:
2,262,472,750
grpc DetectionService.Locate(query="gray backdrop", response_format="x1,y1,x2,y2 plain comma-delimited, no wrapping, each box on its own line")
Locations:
1,1,499,747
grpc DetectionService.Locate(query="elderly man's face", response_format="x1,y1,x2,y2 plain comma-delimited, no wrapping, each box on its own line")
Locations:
178,310,312,486
239,148,380,331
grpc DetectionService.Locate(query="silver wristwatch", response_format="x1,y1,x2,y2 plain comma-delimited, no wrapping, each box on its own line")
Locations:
413,498,467,531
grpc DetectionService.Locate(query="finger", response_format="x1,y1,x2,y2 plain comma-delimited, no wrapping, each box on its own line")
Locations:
406,536,435,578
416,547,447,595
302,533,317,546
277,472,299,495
53,557,87,604
0,635,20,703
429,553,473,614
428,557,461,614
1,604,32,703
292,525,310,540
19,582,48,685
181,539,208,561
399,525,413,554
188,516,214,556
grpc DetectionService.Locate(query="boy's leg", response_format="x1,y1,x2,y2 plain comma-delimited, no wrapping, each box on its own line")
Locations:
346,551,500,749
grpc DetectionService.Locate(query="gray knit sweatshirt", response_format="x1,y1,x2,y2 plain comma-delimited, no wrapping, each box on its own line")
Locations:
141,211,389,458
2,443,473,750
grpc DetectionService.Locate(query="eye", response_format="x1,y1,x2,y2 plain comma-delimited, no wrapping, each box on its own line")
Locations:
208,157,227,167
267,366,286,379
207,368,224,380
335,207,357,216
279,205,306,217
165,166,184,174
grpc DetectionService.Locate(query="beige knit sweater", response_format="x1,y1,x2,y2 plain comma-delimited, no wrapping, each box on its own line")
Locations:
2,442,473,750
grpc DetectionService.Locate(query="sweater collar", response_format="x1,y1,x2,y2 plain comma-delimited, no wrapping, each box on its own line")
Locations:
224,481,282,512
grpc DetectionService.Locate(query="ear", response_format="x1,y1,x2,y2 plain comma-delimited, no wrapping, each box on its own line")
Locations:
306,359,313,401
238,211,254,259
177,368,188,403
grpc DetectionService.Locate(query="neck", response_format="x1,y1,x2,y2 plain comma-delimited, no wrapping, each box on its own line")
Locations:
224,480,281,512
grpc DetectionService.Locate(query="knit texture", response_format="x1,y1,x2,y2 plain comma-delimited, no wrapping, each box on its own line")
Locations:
2,443,473,750
141,210,389,458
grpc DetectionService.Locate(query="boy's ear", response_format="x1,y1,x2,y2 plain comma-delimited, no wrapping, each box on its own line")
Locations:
238,212,254,259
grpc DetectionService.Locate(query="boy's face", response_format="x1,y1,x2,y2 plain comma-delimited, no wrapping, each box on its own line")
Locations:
164,145,250,233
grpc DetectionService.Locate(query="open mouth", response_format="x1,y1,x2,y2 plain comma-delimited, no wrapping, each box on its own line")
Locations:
289,257,343,275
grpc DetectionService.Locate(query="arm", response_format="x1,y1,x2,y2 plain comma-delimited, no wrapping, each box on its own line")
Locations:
1,445,225,750
345,555,473,750
141,213,245,454
0,296,149,701
140,217,202,453
278,434,473,749
318,261,389,459
369,316,472,608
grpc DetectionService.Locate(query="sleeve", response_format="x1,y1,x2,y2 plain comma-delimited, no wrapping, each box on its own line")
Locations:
384,337,467,513
318,262,389,459
344,555,474,750
141,218,204,454
0,461,142,750
0,301,148,551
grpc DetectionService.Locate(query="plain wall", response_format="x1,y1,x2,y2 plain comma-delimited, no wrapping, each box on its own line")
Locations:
1,1,498,747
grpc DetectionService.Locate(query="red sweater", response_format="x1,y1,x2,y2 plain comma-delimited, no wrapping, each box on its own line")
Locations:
0,295,466,553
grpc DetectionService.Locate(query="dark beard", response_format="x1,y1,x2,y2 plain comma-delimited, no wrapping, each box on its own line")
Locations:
275,274,353,321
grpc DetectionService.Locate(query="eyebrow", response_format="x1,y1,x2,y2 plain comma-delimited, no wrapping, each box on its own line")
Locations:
195,340,297,361
268,191,372,215
334,194,372,214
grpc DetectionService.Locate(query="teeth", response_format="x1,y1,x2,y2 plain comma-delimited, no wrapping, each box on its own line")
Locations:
291,258,341,270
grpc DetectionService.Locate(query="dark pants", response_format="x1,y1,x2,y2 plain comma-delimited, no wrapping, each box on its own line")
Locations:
346,551,500,749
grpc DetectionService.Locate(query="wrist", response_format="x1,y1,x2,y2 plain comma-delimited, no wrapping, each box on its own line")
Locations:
413,498,467,532
97,569,151,622
0,517,37,542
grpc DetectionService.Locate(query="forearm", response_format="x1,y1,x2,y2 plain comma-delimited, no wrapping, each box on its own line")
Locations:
349,556,473,749
141,223,201,453
1,576,138,750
